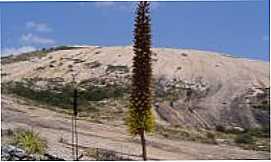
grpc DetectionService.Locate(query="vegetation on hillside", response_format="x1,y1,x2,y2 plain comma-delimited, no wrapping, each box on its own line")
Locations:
1,46,82,65
215,125,270,152
2,79,128,114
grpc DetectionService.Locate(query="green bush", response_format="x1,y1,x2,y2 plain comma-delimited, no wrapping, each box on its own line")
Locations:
244,126,270,138
52,45,80,51
3,81,73,109
12,129,47,154
234,133,256,144
2,81,128,113
206,132,216,144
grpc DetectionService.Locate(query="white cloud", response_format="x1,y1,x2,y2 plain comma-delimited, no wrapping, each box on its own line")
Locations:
20,33,55,45
26,21,52,32
1,46,36,56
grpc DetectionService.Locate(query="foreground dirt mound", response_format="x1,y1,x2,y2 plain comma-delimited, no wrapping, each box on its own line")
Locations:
2,45,270,129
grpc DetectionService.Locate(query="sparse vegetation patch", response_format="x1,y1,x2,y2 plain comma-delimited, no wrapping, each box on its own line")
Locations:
2,80,128,114
156,125,217,144
106,65,129,73
1,51,49,64
1,46,82,65
235,133,256,144
11,129,47,154
84,61,102,69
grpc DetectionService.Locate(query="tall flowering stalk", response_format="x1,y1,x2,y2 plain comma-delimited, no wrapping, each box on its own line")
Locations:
126,1,155,160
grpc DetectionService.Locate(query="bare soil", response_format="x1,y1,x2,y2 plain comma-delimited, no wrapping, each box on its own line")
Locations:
1,95,270,160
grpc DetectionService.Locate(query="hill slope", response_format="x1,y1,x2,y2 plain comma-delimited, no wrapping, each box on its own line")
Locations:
2,45,270,130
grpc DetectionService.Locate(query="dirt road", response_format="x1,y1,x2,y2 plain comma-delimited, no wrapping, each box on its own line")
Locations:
1,95,270,160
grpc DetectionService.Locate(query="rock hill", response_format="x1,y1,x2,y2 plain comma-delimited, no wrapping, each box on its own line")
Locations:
2,45,270,130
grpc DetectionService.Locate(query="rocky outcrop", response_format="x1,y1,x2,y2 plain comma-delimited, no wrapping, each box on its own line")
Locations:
2,46,269,130
1,145,64,161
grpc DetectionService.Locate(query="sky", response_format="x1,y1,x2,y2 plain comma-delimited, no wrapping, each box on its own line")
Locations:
0,1,269,61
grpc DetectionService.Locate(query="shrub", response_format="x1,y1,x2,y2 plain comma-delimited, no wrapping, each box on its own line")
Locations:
80,85,127,101
2,81,74,109
234,133,256,144
1,46,83,65
85,148,98,158
35,66,46,71
0,48,58,65
12,129,47,154
181,53,188,57
253,102,270,111
176,66,182,70
215,125,226,132
262,125,270,138
94,51,101,54
245,126,270,138
68,64,73,68
206,132,217,144
2,128,15,137
156,125,216,144
52,45,80,51
106,65,129,73
58,137,67,143
84,61,102,69
2,81,128,113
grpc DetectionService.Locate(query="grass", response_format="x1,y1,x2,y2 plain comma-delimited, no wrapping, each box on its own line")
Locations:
85,148,98,159
156,123,270,152
215,125,270,152
236,127,270,151
235,133,256,144
11,129,47,154
156,125,217,144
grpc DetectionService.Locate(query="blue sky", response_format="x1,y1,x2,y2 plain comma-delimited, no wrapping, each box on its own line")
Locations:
0,1,269,61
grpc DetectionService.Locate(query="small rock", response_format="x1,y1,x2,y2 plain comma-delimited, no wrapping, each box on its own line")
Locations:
232,126,245,133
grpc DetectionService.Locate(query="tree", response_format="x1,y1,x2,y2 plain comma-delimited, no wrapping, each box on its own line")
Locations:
126,1,155,160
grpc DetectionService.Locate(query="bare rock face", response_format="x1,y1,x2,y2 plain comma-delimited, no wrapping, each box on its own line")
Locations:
2,46,270,130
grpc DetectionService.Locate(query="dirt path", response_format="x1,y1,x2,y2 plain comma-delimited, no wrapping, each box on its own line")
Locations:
1,95,270,160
